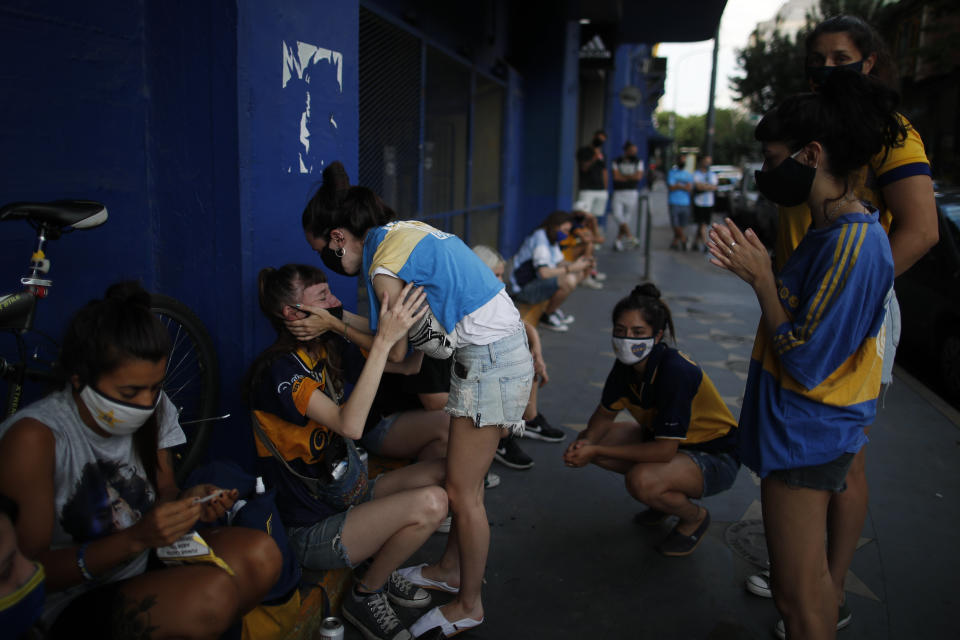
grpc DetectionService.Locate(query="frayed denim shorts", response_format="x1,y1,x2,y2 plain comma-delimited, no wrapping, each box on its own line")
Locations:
446,326,534,435
769,452,855,493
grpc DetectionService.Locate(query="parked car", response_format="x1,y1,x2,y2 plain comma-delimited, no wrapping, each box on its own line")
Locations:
729,162,778,249
710,164,741,215
895,188,960,406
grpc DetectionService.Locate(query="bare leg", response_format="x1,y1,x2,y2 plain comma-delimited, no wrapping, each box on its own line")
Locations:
522,377,539,421
544,274,578,315
763,476,837,640
826,440,869,601
435,416,502,622
625,455,705,534
375,410,449,461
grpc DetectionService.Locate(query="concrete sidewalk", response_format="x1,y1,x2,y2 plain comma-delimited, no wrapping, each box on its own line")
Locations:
352,184,960,639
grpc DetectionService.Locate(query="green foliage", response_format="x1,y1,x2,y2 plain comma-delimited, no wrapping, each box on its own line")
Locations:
655,109,757,165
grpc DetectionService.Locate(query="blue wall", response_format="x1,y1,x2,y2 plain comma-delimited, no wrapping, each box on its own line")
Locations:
0,0,360,470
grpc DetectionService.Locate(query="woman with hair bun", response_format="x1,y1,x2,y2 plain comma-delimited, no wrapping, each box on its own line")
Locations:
709,68,903,639
301,163,533,638
563,283,740,557
0,282,282,639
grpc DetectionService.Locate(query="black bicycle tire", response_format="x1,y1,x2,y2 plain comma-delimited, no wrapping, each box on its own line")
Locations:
150,294,219,486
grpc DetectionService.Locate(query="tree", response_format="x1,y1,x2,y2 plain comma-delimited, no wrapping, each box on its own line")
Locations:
655,109,756,165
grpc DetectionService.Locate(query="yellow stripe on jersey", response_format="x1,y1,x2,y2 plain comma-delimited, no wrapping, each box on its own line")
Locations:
804,222,866,341
367,221,432,279
253,409,333,464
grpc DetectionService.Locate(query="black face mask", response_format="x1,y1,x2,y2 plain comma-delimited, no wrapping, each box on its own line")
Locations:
592,137,604,148
754,152,817,207
806,60,864,88
321,246,352,277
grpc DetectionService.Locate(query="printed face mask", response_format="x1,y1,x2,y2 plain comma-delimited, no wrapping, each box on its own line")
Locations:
611,336,656,365
79,385,160,436
321,246,352,277
806,60,864,88
754,150,816,207
0,563,45,639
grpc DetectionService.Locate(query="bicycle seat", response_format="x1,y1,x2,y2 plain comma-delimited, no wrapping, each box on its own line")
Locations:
0,200,107,230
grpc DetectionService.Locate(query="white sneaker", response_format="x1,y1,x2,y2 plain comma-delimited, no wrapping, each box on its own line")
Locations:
539,313,569,332
614,239,625,251
554,310,575,324
581,275,603,290
484,472,500,489
592,271,607,281
745,570,772,598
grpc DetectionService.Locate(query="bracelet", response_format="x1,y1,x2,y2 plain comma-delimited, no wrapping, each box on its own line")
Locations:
77,542,94,582
342,316,351,343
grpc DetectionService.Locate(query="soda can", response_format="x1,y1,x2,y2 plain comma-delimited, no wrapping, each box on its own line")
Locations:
318,616,344,640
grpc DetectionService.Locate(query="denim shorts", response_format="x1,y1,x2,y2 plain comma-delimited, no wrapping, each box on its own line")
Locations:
668,203,691,227
513,276,559,305
359,413,399,456
679,449,740,497
446,327,534,434
768,452,855,493
287,483,376,571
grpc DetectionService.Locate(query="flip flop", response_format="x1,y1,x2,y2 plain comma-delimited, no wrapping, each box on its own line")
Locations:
396,563,459,594
409,606,483,638
657,509,711,556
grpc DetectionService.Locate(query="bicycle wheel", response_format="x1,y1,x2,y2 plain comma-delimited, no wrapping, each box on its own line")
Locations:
150,294,219,486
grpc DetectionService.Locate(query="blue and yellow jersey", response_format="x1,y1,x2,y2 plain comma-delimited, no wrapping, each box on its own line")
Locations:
739,211,893,476
775,113,930,269
600,344,738,454
249,347,361,527
362,221,504,333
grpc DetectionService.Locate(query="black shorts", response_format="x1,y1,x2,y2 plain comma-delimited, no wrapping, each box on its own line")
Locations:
692,205,713,225
402,354,452,396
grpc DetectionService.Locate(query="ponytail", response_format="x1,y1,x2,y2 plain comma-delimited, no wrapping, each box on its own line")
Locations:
612,283,676,343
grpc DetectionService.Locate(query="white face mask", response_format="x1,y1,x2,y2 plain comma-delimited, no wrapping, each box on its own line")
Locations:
612,336,656,365
79,385,160,435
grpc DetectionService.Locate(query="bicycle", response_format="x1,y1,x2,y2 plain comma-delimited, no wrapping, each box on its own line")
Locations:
0,200,222,484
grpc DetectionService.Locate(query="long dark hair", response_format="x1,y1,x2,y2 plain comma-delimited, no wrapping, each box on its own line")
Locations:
59,282,170,487
538,210,573,244
243,264,344,404
612,283,676,343
755,69,906,194
806,15,895,87
301,161,397,243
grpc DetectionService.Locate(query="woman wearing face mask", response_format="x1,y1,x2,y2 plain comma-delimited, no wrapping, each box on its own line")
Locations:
509,210,596,333
246,264,451,640
301,167,534,638
0,282,283,639
563,283,740,557
740,15,938,633
709,68,904,639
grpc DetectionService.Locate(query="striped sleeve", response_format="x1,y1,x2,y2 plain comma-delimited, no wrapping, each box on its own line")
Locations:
772,222,884,390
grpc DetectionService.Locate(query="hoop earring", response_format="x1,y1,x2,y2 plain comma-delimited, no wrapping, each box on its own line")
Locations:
335,247,345,258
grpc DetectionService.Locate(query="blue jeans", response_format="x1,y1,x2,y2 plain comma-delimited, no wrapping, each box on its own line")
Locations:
679,449,740,497
446,327,533,435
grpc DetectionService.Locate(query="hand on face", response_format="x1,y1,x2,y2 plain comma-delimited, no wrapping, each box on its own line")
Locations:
285,305,340,341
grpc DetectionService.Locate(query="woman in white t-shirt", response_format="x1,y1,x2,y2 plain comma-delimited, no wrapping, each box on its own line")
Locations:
301,162,534,637
0,282,281,638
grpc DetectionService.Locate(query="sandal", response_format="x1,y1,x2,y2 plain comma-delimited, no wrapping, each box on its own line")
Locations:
656,508,711,556
409,606,483,638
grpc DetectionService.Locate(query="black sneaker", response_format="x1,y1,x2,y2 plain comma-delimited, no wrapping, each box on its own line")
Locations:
342,588,412,640
494,437,534,470
522,414,566,442
386,570,432,609
538,313,569,332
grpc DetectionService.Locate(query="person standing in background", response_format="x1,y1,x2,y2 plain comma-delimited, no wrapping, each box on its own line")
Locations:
576,130,609,218
691,155,719,252
667,156,693,251
611,141,644,251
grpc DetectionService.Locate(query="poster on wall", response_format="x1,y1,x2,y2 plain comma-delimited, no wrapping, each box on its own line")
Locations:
282,40,343,174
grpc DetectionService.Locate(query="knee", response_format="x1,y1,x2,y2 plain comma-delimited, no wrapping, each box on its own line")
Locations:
445,480,481,513
417,486,449,524
240,530,284,596
625,466,662,503
559,275,577,291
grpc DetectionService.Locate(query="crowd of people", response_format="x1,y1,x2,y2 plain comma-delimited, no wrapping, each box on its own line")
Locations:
0,14,937,640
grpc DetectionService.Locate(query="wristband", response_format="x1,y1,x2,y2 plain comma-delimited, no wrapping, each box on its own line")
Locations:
77,542,95,582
